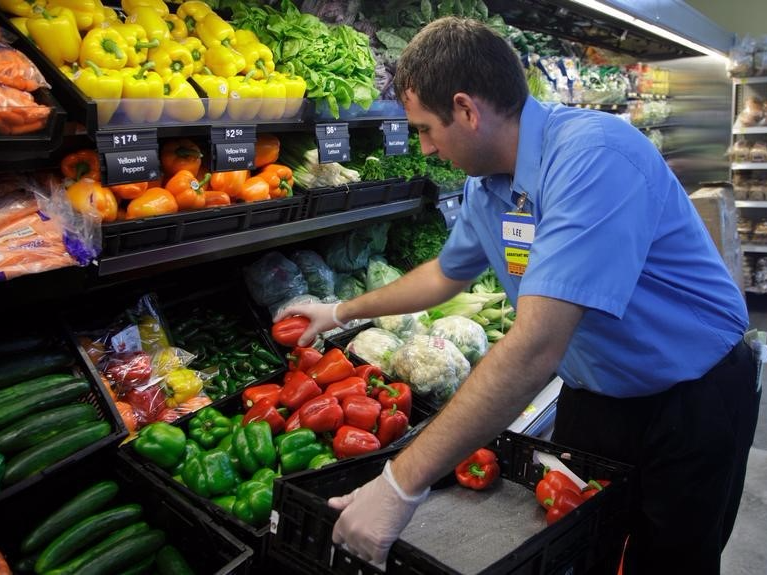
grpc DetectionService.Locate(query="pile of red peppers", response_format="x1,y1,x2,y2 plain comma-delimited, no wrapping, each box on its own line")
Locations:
535,468,610,525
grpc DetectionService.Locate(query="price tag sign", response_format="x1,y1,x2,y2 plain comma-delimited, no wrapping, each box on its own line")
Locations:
315,123,350,164
96,129,160,185
210,125,256,172
381,120,408,156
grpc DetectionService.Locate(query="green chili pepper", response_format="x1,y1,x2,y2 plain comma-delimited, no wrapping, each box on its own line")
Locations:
252,345,282,365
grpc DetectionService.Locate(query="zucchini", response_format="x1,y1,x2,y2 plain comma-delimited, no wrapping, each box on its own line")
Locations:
0,373,78,404
0,350,73,389
0,379,90,429
155,544,196,575
20,480,119,554
0,334,54,356
35,504,144,573
3,420,111,486
0,403,98,455
12,554,38,573
77,529,166,575
46,521,151,575
115,555,155,575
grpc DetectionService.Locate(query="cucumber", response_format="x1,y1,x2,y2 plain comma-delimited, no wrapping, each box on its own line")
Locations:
116,555,155,575
0,334,54,356
21,480,119,554
35,504,144,573
77,529,166,575
12,554,39,574
3,420,111,486
46,521,151,575
0,350,73,389
0,403,98,455
0,373,78,404
155,544,196,575
0,379,90,429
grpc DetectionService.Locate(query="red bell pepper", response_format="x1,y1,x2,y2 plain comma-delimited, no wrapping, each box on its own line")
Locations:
243,397,287,435
333,425,381,458
376,405,408,447
298,394,344,433
581,479,611,500
455,447,500,490
287,346,323,372
104,351,152,394
309,348,355,388
535,469,582,509
271,316,310,347
285,409,302,432
545,488,584,525
124,383,166,425
354,364,384,395
325,376,367,403
241,383,281,410
375,381,412,418
341,395,381,432
279,370,322,411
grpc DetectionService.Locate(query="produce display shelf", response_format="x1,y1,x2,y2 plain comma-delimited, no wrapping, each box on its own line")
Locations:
736,201,767,208
0,87,67,164
742,244,767,253
304,177,426,218
732,163,767,171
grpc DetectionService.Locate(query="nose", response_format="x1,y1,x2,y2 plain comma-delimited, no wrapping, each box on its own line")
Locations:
419,135,437,156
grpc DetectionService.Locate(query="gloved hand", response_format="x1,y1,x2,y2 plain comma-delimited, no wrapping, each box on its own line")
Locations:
329,460,429,565
273,302,346,347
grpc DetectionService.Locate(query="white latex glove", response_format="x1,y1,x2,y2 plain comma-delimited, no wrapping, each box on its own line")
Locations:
329,460,430,565
273,302,347,347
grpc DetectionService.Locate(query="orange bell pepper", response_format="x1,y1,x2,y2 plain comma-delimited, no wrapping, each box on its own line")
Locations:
259,163,293,198
239,175,270,203
204,190,230,207
65,178,118,222
61,149,101,182
254,133,280,168
209,169,248,199
160,138,203,176
166,169,211,210
111,180,148,200
126,187,179,219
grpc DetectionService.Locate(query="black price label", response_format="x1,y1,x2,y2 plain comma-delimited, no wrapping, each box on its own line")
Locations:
103,149,160,185
382,120,409,156
213,142,255,171
210,125,256,143
96,128,157,152
315,123,350,164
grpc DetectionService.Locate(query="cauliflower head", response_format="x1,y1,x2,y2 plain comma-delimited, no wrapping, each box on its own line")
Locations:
428,315,488,365
346,327,404,375
373,310,429,340
391,335,470,405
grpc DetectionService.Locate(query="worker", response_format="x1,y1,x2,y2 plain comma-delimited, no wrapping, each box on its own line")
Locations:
275,16,761,575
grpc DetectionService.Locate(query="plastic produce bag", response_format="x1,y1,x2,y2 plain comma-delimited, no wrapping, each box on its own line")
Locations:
335,272,366,300
290,249,336,299
373,310,430,340
0,41,50,92
365,257,403,291
346,327,404,375
320,222,390,272
244,251,308,308
429,315,489,365
270,293,322,322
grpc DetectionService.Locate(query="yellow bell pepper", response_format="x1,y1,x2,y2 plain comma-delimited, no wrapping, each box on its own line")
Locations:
0,0,46,17
240,40,275,80
58,62,80,79
205,45,245,78
256,74,286,121
121,62,164,122
66,178,118,222
192,67,228,120
8,16,28,36
164,14,188,41
79,27,129,70
102,5,119,23
163,73,205,122
120,0,168,16
26,7,81,67
126,5,170,42
234,29,258,47
195,11,235,49
278,64,307,118
113,22,159,68
179,36,206,73
176,0,211,34
47,0,104,31
74,60,123,125
149,39,194,80
227,71,263,121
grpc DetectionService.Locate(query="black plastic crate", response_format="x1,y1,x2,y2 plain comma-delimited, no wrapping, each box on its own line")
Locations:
304,178,426,218
269,431,633,574
0,449,252,574
101,193,307,257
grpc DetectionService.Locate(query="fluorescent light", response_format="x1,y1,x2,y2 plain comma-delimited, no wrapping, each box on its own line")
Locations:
568,0,729,61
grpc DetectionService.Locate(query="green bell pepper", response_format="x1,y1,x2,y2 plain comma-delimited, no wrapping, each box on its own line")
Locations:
211,494,236,513
171,439,203,476
181,450,239,498
308,452,338,469
134,421,186,470
275,428,326,474
251,467,278,486
188,406,232,449
274,427,316,454
232,478,273,525
232,421,276,475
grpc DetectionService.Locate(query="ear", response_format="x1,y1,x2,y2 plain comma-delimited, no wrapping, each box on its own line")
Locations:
453,92,480,128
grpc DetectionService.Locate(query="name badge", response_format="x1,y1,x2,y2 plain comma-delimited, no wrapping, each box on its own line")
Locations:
502,212,535,276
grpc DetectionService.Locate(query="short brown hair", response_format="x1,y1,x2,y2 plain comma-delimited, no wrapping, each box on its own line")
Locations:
394,17,528,125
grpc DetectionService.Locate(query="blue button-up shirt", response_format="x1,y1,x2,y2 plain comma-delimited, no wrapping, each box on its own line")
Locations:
439,96,748,397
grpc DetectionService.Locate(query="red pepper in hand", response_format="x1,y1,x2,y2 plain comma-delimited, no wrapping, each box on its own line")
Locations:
455,447,500,490
287,346,323,372
354,364,384,395
545,488,584,525
298,393,344,433
333,425,381,458
271,316,310,347
279,370,322,411
241,383,281,410
581,479,611,500
325,376,367,403
376,405,408,447
535,470,582,509
309,348,355,388
341,395,381,432
285,409,302,432
243,397,287,435
375,381,412,418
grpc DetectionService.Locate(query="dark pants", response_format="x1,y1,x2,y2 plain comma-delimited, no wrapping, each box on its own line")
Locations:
552,339,761,575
